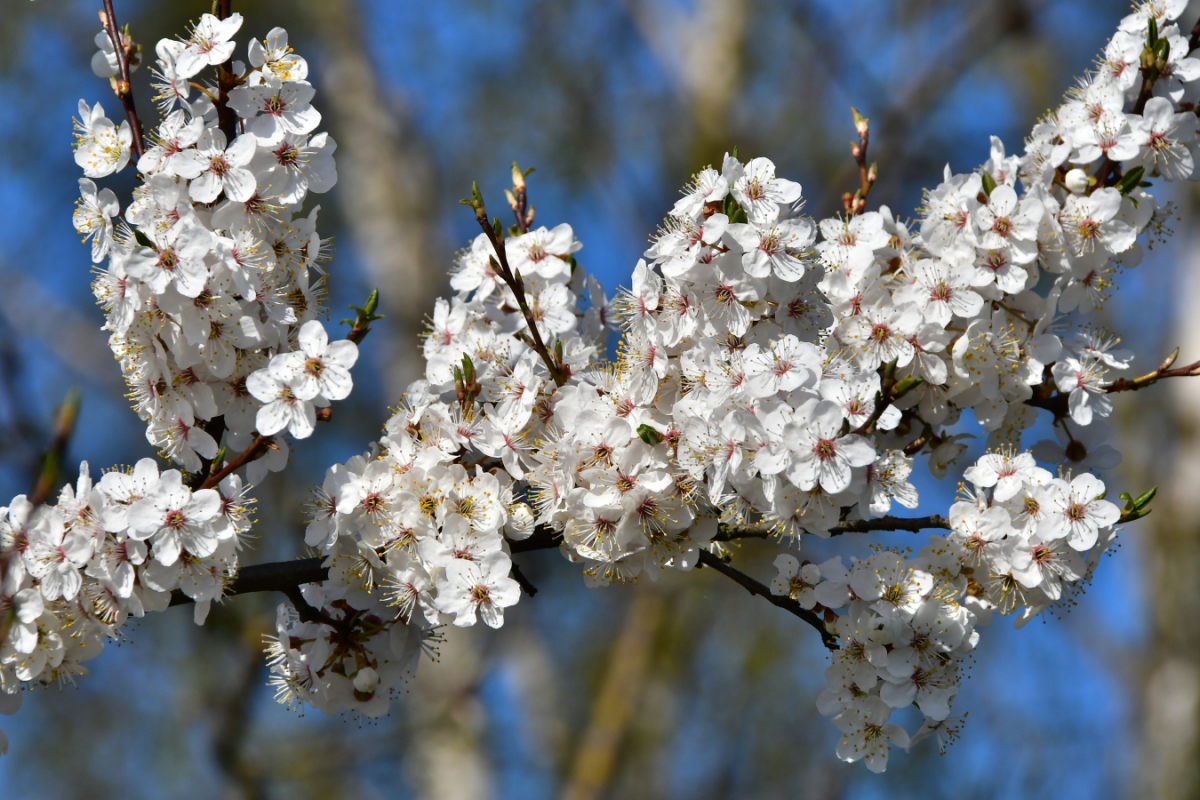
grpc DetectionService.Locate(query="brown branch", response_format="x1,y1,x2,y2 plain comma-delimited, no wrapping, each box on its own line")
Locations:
1025,354,1200,419
510,561,539,597
841,108,875,216
463,186,568,387
1108,354,1200,394
213,0,242,143
281,585,341,628
697,550,838,650
198,434,269,491
164,514,951,612
167,525,565,608
100,0,144,161
713,514,950,541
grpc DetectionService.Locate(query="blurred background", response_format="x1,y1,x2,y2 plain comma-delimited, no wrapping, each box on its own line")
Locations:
0,0,1197,797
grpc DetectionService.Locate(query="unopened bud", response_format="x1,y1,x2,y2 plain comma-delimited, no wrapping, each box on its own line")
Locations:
867,162,878,184
316,408,332,422
353,666,379,695
851,106,869,137
1064,168,1090,195
505,188,519,212
850,142,862,160
511,162,526,191
98,9,109,27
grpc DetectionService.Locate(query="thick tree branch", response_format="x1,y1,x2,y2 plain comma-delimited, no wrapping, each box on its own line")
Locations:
713,514,951,541
167,525,566,607
165,515,950,610
697,550,838,650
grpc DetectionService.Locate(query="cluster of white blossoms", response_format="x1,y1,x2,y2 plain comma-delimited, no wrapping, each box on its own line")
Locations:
284,0,1191,766
75,14,348,476
0,459,253,750
0,0,1189,771
1,15,355,754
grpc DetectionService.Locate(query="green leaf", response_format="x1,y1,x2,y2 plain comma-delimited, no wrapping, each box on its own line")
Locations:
134,228,155,249
637,424,661,446
1121,507,1153,523
1116,166,1145,195
1134,486,1157,510
1157,38,1170,63
980,170,998,197
892,375,923,399
362,288,381,319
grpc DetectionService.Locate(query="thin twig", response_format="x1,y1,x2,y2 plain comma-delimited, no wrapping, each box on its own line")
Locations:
198,434,268,491
1026,355,1200,419
100,0,145,160
510,561,539,597
464,187,567,386
697,550,839,650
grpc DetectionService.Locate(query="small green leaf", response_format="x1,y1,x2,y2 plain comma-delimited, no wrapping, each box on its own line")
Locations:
209,447,227,475
1116,166,1145,195
637,424,661,446
362,288,381,320
1134,486,1157,510
980,170,998,197
1122,507,1153,523
892,375,923,399
134,228,155,249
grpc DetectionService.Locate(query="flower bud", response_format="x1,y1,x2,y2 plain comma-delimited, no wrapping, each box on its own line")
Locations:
353,666,379,695
1064,168,1089,194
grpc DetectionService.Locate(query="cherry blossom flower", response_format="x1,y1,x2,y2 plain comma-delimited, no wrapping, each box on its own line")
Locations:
434,550,521,628
1038,473,1120,551
174,13,244,79
189,128,258,204
127,470,222,565
73,178,119,262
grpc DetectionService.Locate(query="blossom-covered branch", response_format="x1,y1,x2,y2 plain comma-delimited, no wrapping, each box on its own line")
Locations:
5,0,1198,775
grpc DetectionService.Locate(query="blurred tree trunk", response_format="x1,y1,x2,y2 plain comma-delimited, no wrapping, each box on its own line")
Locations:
622,0,746,169
405,629,495,800
562,592,663,800
1136,195,1200,800
304,0,439,398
